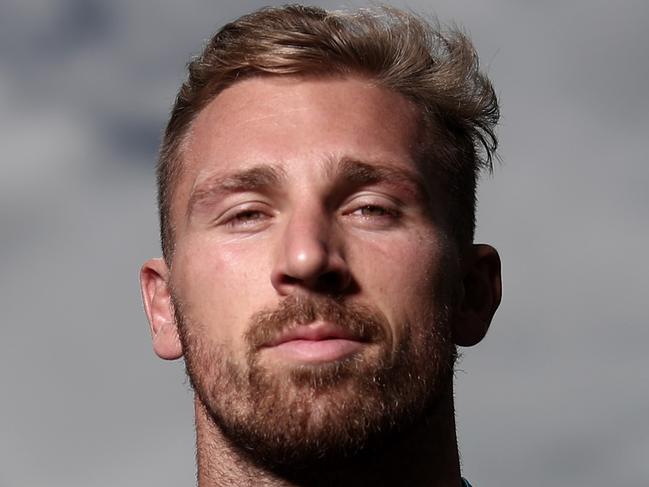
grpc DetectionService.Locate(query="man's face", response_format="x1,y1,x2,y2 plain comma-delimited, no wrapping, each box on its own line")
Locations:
167,75,461,465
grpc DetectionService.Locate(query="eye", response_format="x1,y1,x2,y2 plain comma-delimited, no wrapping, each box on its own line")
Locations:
227,209,265,225
228,210,263,223
217,203,274,231
344,198,403,228
352,204,398,218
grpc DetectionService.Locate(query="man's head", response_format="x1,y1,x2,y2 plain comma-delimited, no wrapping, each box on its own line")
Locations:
156,5,499,262
140,4,501,473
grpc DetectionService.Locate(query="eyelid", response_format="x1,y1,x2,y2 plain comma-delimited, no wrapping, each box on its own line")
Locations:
213,200,275,226
341,191,403,213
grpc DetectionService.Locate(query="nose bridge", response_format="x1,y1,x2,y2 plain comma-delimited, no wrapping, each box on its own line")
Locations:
270,197,352,295
282,201,331,278
271,187,353,296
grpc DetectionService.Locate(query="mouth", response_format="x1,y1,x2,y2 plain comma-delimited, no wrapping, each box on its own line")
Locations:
259,321,370,364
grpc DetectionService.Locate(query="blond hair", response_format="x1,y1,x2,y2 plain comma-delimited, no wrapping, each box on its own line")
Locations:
157,5,499,261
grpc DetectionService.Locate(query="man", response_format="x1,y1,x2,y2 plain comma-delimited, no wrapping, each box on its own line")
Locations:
140,5,501,486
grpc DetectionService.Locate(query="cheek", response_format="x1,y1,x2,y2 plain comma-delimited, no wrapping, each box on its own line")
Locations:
349,230,451,322
172,235,274,345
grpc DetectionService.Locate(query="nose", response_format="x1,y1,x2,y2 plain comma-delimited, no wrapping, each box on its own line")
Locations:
271,208,352,295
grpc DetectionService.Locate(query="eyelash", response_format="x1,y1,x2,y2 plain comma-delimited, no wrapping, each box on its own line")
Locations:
223,209,270,227
216,198,402,231
350,204,400,218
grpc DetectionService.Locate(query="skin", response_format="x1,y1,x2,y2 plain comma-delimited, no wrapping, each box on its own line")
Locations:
140,75,502,486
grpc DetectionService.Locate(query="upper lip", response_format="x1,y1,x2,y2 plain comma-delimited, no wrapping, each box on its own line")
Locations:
264,322,365,347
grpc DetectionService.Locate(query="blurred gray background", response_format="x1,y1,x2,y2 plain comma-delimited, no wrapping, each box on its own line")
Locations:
1,0,647,486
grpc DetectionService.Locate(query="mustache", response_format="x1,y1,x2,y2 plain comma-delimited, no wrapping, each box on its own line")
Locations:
245,294,388,350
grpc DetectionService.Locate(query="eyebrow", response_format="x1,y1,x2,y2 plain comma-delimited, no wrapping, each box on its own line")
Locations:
327,157,427,201
186,165,286,219
186,157,426,219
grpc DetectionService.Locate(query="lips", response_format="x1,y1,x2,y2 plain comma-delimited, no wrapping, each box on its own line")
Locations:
263,321,367,348
247,295,386,364
259,321,370,363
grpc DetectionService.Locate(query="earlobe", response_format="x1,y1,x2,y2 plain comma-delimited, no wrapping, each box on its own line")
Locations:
139,258,183,360
452,244,502,347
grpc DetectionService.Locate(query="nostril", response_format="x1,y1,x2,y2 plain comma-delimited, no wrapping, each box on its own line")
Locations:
279,275,302,287
321,271,341,288
272,268,351,295
313,269,350,294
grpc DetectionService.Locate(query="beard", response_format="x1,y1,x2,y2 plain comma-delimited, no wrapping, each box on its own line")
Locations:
173,292,457,470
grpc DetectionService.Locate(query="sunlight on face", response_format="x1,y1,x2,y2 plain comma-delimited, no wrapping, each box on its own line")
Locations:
168,75,461,466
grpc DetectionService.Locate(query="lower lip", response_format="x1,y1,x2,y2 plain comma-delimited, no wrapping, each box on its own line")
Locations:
263,339,365,363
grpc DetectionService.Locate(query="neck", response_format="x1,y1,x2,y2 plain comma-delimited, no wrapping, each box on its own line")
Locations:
194,385,463,487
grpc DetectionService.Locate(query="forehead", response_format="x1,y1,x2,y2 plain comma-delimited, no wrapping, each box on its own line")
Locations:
174,75,424,211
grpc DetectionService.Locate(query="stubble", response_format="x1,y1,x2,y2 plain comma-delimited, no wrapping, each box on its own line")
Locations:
173,293,457,470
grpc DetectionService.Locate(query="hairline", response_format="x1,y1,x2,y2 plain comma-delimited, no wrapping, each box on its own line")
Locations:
161,70,443,262
156,5,498,262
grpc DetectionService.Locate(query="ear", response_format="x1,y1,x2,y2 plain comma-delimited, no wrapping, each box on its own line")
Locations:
452,244,502,347
139,258,183,360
